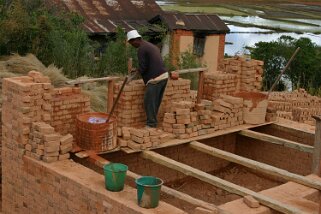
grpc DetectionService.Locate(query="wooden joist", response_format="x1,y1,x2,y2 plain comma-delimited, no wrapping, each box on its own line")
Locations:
66,76,120,85
87,154,219,213
190,141,321,191
312,115,321,175
238,129,314,153
175,67,208,75
142,150,304,214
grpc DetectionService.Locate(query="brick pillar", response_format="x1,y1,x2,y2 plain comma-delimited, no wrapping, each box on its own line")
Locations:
170,29,194,68
218,34,226,62
2,72,52,213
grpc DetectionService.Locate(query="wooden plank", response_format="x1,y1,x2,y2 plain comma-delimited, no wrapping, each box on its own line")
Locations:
142,151,304,214
121,122,273,154
239,129,314,153
312,115,321,175
66,76,120,85
175,67,208,75
190,141,321,191
197,70,205,104
87,154,220,213
107,80,114,112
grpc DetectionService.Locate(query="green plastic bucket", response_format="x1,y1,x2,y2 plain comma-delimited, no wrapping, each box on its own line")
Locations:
135,176,163,208
103,163,128,192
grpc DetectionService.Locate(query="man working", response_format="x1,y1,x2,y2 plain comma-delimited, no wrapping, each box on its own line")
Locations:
127,29,168,128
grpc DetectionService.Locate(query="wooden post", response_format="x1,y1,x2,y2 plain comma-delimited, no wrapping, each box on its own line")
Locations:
128,58,133,74
312,115,321,175
197,70,205,104
107,80,114,113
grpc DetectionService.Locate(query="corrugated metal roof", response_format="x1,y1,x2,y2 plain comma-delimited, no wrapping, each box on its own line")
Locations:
49,0,164,34
151,12,230,33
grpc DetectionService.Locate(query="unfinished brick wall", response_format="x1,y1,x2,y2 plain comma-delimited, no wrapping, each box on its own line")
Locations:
268,89,321,126
236,125,313,175
106,134,236,183
203,57,264,100
114,78,191,128
51,87,90,136
2,73,182,214
253,124,315,146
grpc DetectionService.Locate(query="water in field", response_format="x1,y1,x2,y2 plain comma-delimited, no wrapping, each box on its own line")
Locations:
226,25,321,56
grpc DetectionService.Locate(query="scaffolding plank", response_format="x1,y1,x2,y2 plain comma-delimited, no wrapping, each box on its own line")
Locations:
238,129,314,153
87,154,220,213
190,141,321,191
142,150,304,214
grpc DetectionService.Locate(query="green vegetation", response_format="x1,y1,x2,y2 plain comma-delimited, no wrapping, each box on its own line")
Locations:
0,0,141,78
247,36,321,94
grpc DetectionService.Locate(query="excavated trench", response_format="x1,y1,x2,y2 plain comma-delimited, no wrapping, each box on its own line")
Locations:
72,124,315,212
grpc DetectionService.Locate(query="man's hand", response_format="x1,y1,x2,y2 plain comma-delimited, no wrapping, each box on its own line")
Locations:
130,68,138,73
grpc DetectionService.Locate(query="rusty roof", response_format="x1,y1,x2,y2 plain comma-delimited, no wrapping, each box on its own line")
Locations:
151,12,230,33
49,0,164,34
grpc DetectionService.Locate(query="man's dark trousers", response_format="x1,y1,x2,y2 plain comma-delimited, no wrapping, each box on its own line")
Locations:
144,79,168,127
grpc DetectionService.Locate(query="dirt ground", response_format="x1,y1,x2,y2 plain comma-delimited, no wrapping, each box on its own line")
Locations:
164,164,283,206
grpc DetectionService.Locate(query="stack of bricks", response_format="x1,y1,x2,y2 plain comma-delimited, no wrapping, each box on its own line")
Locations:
269,89,321,125
51,87,90,136
114,78,192,128
163,101,200,139
117,127,175,150
162,96,243,139
26,122,73,163
203,72,238,99
239,59,264,92
204,57,264,101
213,95,244,128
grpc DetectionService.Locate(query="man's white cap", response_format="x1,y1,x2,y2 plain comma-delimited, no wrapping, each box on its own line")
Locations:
127,30,141,41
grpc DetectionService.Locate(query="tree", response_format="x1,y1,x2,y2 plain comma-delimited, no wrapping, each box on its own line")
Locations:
0,0,96,78
248,35,321,92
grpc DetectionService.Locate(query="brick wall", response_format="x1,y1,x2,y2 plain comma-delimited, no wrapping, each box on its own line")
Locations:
2,73,182,214
236,124,313,175
114,78,191,128
106,134,236,183
253,124,314,146
51,87,90,136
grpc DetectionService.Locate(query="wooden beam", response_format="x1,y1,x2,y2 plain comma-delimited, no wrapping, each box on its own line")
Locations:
197,70,205,104
107,80,114,112
190,141,321,191
175,67,208,75
312,115,321,175
142,151,303,214
86,154,219,213
66,76,120,85
239,129,314,153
